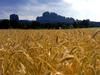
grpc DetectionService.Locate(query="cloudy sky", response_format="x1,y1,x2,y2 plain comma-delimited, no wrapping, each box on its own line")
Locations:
0,0,100,21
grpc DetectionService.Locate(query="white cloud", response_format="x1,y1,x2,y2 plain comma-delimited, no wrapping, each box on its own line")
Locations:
62,0,100,21
1,0,100,21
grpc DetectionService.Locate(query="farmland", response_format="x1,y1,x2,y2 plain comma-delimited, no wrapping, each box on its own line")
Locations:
0,28,100,75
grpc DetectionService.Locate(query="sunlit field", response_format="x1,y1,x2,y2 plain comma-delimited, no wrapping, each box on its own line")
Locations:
0,28,100,75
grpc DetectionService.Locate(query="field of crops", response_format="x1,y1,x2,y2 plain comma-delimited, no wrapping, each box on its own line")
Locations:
0,28,100,75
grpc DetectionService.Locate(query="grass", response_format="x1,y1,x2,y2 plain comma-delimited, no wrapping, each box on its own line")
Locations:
0,28,100,75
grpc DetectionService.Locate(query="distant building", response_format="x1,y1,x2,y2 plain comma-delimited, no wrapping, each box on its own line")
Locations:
36,11,75,23
10,14,19,21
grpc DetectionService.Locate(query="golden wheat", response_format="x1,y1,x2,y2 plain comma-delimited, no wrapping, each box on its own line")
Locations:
0,28,99,75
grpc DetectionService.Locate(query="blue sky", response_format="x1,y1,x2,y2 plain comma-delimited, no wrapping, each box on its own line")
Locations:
0,0,100,21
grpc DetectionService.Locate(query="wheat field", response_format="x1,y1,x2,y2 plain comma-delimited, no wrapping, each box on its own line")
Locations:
0,28,100,75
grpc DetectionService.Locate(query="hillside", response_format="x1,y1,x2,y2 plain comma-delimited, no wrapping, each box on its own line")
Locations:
0,28,100,75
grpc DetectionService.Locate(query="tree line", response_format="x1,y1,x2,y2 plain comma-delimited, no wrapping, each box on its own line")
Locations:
0,14,91,29
0,19,91,29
